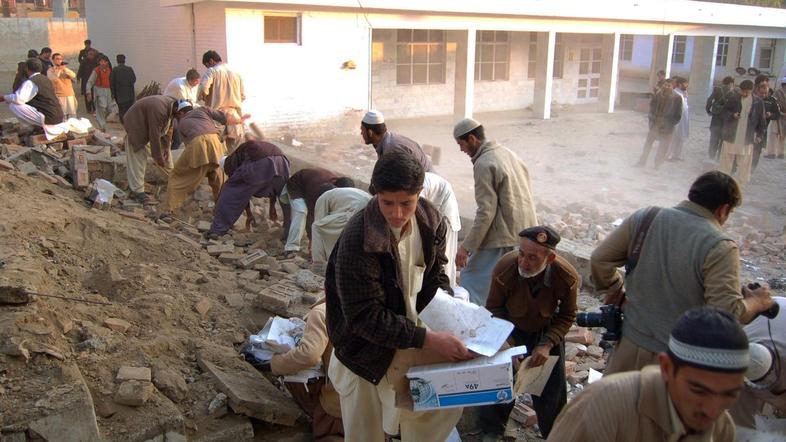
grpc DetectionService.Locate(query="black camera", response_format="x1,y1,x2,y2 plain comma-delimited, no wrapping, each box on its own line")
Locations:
747,283,780,319
576,304,623,342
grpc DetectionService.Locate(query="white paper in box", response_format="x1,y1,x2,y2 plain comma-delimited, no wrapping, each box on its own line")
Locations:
405,345,527,411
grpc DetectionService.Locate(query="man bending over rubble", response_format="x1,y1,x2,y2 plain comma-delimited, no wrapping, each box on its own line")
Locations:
162,103,249,216
326,150,471,441
1,58,68,140
205,140,290,239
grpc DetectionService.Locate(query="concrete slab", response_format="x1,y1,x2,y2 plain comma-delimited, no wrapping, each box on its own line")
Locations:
197,347,302,426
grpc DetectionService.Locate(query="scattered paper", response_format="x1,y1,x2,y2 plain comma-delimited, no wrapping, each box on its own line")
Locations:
513,355,559,396
246,316,323,382
419,289,514,356
588,368,603,384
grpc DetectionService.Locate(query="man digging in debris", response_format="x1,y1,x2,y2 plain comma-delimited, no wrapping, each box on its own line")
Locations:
310,185,372,267
123,96,188,203
591,171,774,375
547,307,748,441
326,150,470,441
360,109,434,174
484,226,579,440
280,168,353,258
270,298,344,441
1,58,69,140
161,103,250,219
205,140,290,239
453,117,538,305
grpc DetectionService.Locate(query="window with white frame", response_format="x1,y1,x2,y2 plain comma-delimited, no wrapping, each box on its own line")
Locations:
672,36,687,64
264,15,300,44
620,35,634,61
527,33,563,79
396,29,446,85
475,31,510,81
527,32,537,79
758,39,776,70
715,37,730,67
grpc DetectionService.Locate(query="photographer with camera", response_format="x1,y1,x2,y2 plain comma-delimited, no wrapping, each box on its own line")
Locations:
548,307,750,442
730,296,786,429
484,226,580,439
591,171,773,375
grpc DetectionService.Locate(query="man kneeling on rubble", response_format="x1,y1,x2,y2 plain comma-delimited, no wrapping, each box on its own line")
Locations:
547,307,748,441
326,150,472,441
271,299,343,441
1,58,68,140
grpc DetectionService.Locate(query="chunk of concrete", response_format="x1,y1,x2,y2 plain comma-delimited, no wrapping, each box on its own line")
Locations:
114,380,155,406
25,364,101,442
197,351,301,426
103,317,132,333
152,367,189,403
556,238,594,290
116,366,152,382
207,244,235,256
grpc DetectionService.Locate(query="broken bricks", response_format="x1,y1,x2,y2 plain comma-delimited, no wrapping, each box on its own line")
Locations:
116,366,152,382
257,283,297,312
237,249,268,269
114,380,155,407
207,243,235,256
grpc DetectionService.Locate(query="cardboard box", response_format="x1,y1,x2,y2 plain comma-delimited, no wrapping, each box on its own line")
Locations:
405,346,526,411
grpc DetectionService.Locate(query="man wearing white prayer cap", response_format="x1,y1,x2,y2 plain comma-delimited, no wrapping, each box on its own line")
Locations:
548,307,747,442
453,117,538,305
360,109,434,173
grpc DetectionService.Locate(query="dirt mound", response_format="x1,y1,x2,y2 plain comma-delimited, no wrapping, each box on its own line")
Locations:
0,171,312,441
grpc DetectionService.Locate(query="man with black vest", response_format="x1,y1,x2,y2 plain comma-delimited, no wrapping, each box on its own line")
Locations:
590,171,774,374
1,58,68,140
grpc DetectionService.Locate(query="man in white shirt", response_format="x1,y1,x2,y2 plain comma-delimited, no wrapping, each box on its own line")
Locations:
311,186,372,265
164,69,200,104
164,69,201,149
198,50,245,151
420,172,461,288
1,58,69,140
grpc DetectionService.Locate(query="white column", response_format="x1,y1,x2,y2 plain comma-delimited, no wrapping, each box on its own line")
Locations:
453,29,476,119
599,33,620,113
52,0,68,18
533,31,555,119
649,34,674,90
688,36,718,110
740,37,758,68
772,39,786,80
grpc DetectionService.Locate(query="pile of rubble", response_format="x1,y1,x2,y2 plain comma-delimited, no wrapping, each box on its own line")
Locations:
0,161,326,441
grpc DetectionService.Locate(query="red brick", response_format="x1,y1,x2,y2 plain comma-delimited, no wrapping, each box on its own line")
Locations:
34,171,58,185
566,327,596,345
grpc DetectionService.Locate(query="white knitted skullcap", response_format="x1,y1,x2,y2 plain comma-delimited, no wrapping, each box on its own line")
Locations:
362,110,385,125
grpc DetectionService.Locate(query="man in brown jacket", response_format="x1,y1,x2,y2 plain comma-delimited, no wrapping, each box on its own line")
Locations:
485,226,579,439
271,301,343,441
326,151,471,441
635,79,683,169
123,96,184,202
453,118,538,305
547,307,748,442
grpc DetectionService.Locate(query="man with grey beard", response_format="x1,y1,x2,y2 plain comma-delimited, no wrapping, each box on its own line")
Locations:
484,225,580,439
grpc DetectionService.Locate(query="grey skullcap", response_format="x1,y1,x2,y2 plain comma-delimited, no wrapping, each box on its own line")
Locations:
453,118,482,138
362,110,385,125
667,307,749,373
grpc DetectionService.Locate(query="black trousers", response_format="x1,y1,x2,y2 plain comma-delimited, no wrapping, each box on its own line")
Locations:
480,328,567,439
709,119,723,160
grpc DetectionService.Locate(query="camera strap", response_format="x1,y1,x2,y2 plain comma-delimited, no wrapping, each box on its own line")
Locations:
625,206,661,275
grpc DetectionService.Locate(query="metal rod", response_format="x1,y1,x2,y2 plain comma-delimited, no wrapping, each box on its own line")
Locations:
27,291,112,305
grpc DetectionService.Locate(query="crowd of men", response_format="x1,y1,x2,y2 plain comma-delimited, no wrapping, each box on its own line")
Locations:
639,68,786,186
2,42,785,441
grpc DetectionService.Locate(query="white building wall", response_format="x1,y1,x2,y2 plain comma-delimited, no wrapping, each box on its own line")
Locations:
0,18,87,70
224,8,370,132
